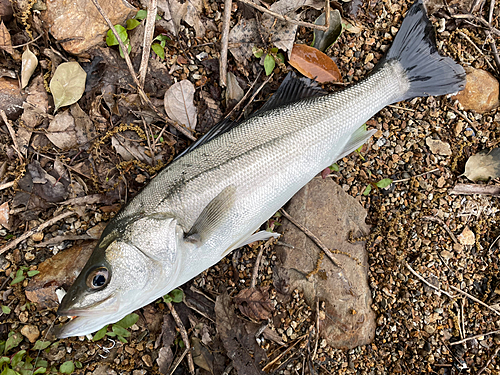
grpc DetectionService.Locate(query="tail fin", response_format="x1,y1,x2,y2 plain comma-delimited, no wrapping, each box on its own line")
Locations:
382,0,465,101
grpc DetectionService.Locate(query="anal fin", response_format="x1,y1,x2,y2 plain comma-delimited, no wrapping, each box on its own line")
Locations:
334,125,377,162
221,230,280,257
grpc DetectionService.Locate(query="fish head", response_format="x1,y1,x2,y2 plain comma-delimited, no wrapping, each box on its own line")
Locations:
56,215,184,338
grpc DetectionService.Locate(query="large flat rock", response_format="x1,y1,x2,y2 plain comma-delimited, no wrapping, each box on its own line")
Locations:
274,177,375,350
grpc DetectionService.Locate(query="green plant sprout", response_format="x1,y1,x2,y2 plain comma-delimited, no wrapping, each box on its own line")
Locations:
362,178,393,196
93,313,139,343
252,47,285,76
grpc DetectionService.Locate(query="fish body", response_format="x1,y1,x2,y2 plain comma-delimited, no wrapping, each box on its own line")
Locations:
57,0,465,338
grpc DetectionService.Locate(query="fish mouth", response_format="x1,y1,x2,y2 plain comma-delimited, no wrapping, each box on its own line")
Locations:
57,293,119,317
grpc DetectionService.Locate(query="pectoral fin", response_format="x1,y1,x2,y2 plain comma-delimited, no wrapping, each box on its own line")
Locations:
221,230,280,257
334,125,377,162
185,185,237,245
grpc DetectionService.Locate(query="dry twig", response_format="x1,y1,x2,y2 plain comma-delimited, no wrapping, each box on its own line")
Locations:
167,302,195,374
450,285,500,317
0,211,75,256
139,0,157,87
0,110,24,162
422,216,459,244
449,183,500,196
450,329,500,346
477,345,500,375
404,262,455,298
219,0,232,88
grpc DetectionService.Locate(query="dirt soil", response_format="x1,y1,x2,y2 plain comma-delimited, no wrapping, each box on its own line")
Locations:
1,0,500,374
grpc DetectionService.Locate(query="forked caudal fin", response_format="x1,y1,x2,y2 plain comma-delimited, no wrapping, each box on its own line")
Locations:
381,0,466,101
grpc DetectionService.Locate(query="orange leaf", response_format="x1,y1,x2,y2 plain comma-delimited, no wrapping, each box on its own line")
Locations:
289,44,342,83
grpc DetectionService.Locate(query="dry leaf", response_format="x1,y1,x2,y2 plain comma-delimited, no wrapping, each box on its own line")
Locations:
191,337,214,373
21,47,38,89
289,44,342,83
111,131,156,164
184,0,205,37
226,72,244,104
164,80,197,131
0,21,13,55
0,77,25,119
463,147,500,181
50,62,86,112
0,201,10,229
234,287,275,321
312,9,342,52
47,110,78,149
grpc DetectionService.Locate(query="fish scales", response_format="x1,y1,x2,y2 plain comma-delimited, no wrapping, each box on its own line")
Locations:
56,0,466,338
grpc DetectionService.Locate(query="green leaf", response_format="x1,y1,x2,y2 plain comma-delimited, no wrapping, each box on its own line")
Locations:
170,289,184,303
162,294,173,304
264,54,275,76
126,18,140,30
312,9,343,52
105,332,116,337
59,361,74,374
33,367,46,374
135,10,147,20
0,357,10,367
4,234,13,240
32,341,51,351
276,52,285,64
151,43,165,60
115,313,139,329
111,325,130,338
106,25,128,47
92,326,108,341
34,359,47,369
10,275,24,285
362,185,372,196
329,163,339,172
27,270,39,277
74,362,82,369
11,350,26,367
117,336,128,344
49,62,87,112
376,178,393,189
269,47,278,53
5,333,22,353
1,368,17,375
1,306,10,314
118,42,132,59
252,47,263,58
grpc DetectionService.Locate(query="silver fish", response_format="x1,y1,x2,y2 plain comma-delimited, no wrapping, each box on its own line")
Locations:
56,0,465,338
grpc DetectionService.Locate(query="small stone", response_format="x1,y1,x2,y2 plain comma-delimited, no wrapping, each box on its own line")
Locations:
457,226,475,246
21,324,40,343
31,232,44,242
425,138,451,156
440,250,453,260
142,354,153,367
424,325,436,334
452,67,499,113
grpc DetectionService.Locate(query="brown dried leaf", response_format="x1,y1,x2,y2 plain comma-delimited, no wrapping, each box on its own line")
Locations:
0,201,10,229
0,21,13,54
289,44,342,83
50,62,86,111
21,47,38,89
47,110,78,149
191,337,214,374
164,80,197,131
0,77,24,120
234,287,274,321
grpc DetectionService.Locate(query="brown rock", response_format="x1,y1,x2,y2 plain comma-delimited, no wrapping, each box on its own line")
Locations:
0,77,25,120
452,67,499,113
25,240,96,308
426,138,452,156
41,0,136,55
274,178,376,349
20,324,40,343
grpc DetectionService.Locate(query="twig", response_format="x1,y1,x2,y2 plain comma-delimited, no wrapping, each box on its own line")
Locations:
167,302,194,374
450,329,500,346
422,216,458,244
280,208,341,268
0,181,15,191
404,262,455,298
450,285,500,317
0,110,24,162
168,347,190,375
139,0,157,88
11,34,43,48
388,104,416,112
34,151,93,180
238,0,329,31
0,211,75,256
392,168,439,183
477,345,500,375
219,0,232,88
250,243,265,289
449,183,500,196
262,334,307,372
90,0,196,141
488,233,500,253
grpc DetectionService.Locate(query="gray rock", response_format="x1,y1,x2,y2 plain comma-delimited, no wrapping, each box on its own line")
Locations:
274,177,376,349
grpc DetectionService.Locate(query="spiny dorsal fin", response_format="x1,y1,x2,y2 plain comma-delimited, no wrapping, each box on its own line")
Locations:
185,185,237,245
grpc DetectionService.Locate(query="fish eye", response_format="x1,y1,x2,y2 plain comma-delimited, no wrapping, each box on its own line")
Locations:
86,267,109,290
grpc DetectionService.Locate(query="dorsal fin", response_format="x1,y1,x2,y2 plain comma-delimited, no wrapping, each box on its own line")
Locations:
175,72,326,160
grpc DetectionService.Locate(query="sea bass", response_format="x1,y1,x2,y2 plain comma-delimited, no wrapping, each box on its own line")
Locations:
56,0,465,338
